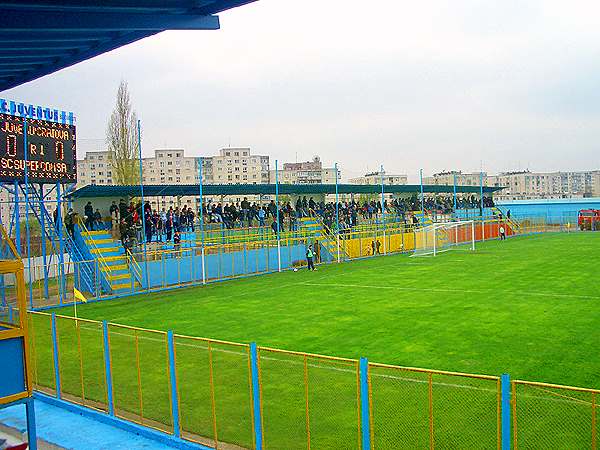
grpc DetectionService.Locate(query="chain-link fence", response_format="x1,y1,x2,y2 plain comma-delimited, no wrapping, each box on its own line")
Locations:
368,363,500,449
26,311,600,449
512,380,599,450
258,347,361,449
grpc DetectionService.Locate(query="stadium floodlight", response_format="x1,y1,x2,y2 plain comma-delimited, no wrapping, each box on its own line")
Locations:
411,220,476,257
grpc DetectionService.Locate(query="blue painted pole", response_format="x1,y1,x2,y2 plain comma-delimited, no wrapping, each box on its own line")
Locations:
275,160,281,272
14,180,20,254
167,331,181,437
198,158,205,248
501,373,511,450
26,398,37,450
40,184,49,299
419,169,424,214
480,171,485,239
249,342,263,450
380,164,386,253
335,162,340,262
51,313,61,399
56,183,65,305
138,120,149,290
102,320,115,416
22,118,34,308
480,171,484,216
453,173,457,217
359,357,371,450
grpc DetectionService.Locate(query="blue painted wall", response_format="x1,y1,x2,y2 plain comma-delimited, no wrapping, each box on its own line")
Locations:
0,337,26,398
497,198,600,223
143,244,308,288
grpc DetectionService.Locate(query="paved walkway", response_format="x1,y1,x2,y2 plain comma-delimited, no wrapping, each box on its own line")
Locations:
0,400,184,450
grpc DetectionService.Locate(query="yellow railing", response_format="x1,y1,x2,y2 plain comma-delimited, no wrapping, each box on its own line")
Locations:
126,248,143,285
77,219,112,277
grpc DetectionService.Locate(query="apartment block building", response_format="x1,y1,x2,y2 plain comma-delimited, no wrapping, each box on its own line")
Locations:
210,147,270,185
269,156,339,185
423,170,600,200
349,171,408,185
423,171,487,187
488,171,599,200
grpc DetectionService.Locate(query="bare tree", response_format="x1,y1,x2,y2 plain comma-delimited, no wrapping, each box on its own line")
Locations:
106,80,140,185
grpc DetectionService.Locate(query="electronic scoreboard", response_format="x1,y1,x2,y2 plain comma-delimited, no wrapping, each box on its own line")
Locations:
0,113,76,184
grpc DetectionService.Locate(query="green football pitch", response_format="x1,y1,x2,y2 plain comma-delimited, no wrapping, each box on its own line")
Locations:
29,232,599,448
54,231,600,388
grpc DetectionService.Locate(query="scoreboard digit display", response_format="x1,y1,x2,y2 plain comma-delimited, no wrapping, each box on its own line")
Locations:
0,113,77,184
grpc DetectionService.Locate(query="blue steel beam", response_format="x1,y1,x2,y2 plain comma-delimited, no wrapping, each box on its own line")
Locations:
0,10,220,31
0,1,256,15
0,0,258,91
0,31,154,90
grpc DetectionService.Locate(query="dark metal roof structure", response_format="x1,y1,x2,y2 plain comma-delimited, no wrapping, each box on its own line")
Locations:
0,0,257,92
68,183,503,199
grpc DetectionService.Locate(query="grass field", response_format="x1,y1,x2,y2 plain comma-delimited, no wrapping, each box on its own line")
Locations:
30,232,600,449
55,231,600,388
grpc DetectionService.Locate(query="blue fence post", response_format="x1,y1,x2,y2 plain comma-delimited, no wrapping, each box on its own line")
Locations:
167,330,181,438
25,397,37,450
360,357,371,450
249,342,263,450
501,373,511,450
102,320,115,416
50,313,61,399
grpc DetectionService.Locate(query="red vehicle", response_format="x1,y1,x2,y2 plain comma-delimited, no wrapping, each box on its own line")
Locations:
578,209,600,230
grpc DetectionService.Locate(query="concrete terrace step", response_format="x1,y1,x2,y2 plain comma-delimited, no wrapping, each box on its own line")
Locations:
101,264,128,272
107,273,131,281
90,246,122,254
111,282,139,291
85,237,114,244
84,230,112,237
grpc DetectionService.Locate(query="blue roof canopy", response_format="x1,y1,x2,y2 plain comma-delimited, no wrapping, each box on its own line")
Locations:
0,0,257,91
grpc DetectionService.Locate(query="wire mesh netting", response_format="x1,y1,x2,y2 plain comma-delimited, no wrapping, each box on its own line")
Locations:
53,315,107,411
77,318,107,411
28,312,55,394
108,324,172,433
258,349,310,449
210,341,254,449
306,355,361,449
27,309,600,450
369,364,500,449
174,335,217,448
0,272,19,327
512,381,599,450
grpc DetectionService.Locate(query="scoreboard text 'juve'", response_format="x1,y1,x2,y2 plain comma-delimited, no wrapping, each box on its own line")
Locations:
0,113,77,184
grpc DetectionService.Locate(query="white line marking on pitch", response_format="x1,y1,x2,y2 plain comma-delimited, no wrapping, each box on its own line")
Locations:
302,282,600,300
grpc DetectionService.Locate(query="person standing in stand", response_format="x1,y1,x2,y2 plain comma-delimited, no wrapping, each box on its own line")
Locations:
109,201,120,238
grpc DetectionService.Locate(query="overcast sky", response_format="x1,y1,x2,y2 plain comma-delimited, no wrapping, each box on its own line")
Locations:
5,0,600,181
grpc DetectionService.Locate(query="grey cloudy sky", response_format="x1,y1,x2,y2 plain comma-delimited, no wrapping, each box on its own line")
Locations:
5,0,600,181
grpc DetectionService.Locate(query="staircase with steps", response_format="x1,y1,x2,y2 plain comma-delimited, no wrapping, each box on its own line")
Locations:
81,229,141,294
25,186,100,297
298,217,349,261
492,206,521,233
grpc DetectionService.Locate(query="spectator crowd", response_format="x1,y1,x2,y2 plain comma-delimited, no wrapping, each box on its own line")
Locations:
77,194,495,251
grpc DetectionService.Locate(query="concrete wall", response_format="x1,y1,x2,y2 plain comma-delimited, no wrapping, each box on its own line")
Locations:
144,244,307,288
